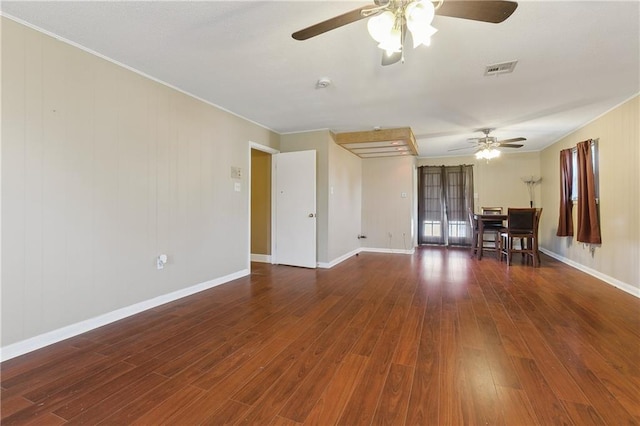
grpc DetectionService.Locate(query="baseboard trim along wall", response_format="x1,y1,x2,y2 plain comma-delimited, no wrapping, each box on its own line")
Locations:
539,248,639,298
360,247,416,255
250,254,272,263
317,247,416,269
317,248,361,269
0,269,250,362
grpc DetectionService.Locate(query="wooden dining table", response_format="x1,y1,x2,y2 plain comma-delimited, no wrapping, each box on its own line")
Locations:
474,213,508,260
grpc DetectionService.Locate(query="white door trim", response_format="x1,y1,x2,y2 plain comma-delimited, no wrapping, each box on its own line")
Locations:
248,142,279,267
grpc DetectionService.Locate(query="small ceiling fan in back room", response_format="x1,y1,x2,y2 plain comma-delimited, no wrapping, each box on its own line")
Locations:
292,0,518,65
448,128,526,160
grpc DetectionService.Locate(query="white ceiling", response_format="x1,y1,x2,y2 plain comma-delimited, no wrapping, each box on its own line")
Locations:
2,1,638,157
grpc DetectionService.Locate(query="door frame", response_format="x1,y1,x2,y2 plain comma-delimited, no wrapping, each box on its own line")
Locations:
248,142,279,268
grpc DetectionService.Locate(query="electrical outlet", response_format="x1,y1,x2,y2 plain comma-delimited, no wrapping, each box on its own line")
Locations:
157,254,168,270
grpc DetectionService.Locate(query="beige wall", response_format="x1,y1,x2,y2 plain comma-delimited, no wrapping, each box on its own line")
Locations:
539,96,639,292
250,149,271,255
1,18,279,347
280,130,363,265
418,151,542,213
280,130,330,263
328,143,362,262
4,14,636,356
361,156,416,252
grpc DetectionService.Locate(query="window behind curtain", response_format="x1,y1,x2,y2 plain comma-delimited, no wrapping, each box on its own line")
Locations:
418,167,445,244
571,139,599,201
576,140,601,244
445,167,474,246
557,148,574,237
418,165,474,246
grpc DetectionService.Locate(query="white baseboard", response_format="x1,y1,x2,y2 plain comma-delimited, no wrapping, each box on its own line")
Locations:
360,247,416,255
317,248,362,269
539,248,639,298
0,269,250,362
316,246,416,269
250,254,272,263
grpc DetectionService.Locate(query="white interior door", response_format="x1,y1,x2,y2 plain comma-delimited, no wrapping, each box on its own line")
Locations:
275,150,316,268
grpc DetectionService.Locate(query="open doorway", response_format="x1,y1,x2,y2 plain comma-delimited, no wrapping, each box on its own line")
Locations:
249,143,317,269
249,143,278,269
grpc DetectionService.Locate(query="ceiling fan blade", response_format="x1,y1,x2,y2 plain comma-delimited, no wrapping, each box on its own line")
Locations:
292,5,372,40
435,1,518,24
498,143,524,148
498,137,526,143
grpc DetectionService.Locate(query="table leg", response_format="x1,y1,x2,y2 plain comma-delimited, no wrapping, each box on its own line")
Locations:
478,218,485,260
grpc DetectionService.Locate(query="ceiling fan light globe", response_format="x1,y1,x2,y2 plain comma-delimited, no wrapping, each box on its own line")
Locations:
410,30,426,48
406,0,435,28
409,25,437,48
367,11,395,42
476,148,501,160
378,27,402,53
409,17,438,49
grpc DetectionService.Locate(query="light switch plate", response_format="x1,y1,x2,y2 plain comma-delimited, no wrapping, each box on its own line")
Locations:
231,166,242,179
234,182,241,192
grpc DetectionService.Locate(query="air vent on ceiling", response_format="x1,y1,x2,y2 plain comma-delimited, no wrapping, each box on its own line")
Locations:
484,60,518,76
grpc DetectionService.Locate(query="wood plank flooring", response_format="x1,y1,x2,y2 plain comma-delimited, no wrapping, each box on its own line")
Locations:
2,247,639,425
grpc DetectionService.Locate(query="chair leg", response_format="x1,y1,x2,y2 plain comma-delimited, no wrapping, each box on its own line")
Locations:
498,233,507,263
470,231,478,257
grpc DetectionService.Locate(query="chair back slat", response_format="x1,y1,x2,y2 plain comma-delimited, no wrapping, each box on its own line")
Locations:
481,207,504,229
482,207,503,215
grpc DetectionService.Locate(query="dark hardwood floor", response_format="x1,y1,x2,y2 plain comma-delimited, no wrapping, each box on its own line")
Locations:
2,247,639,425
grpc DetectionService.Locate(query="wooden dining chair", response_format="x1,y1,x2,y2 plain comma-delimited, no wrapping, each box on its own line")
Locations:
480,206,503,255
481,207,503,215
468,207,479,257
498,208,538,267
532,208,543,264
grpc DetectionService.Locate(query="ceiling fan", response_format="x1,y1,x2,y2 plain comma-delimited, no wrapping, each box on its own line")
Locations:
291,0,518,66
448,128,526,159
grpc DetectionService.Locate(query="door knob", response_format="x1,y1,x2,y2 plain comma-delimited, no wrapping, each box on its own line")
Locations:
308,213,315,218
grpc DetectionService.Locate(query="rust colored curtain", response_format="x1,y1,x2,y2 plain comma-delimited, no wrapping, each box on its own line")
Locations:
557,148,574,236
576,140,601,244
